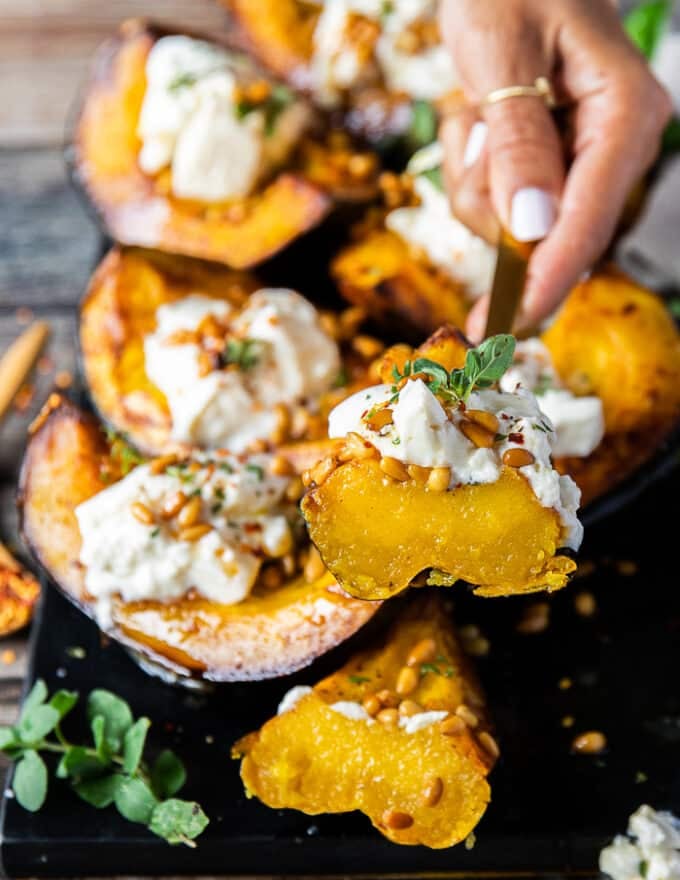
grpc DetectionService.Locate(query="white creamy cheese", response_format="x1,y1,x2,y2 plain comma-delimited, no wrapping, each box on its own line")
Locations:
500,339,605,458
75,452,294,628
399,710,449,734
137,36,309,201
144,289,340,450
311,0,458,105
329,701,376,723
277,685,313,715
386,175,496,300
329,377,583,549
600,805,680,880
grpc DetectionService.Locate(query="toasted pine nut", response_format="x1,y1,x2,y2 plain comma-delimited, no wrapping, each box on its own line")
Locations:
398,699,422,717
455,705,479,728
347,154,378,180
502,448,536,468
352,334,384,359
339,306,366,338
406,637,437,667
426,466,450,492
343,432,378,461
319,313,340,341
303,546,326,583
161,491,187,519
131,501,154,525
178,523,212,542
376,689,399,709
377,708,399,726
149,453,179,475
465,410,500,434
197,350,214,378
365,408,394,432
362,694,382,717
421,776,444,807
285,476,305,503
572,731,607,754
440,716,466,736
407,464,430,485
309,456,337,487
382,809,413,830
271,404,291,446
478,731,500,759
380,456,409,482
460,420,495,449
177,495,201,528
269,454,294,477
396,665,418,697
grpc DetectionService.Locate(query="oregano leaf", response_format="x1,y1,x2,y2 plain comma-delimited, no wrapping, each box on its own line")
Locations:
20,680,48,720
16,704,60,744
624,0,671,59
13,750,48,812
122,717,151,775
0,726,18,750
114,777,157,825
87,690,133,752
61,745,109,781
149,799,209,846
74,774,122,809
49,690,78,720
151,750,187,799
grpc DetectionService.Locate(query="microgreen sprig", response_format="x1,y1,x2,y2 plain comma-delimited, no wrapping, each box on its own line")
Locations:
1,681,209,848
392,334,516,404
220,337,262,371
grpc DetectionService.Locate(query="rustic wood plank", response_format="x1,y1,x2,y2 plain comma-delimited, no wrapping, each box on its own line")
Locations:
0,0,231,147
0,150,100,309
0,311,81,483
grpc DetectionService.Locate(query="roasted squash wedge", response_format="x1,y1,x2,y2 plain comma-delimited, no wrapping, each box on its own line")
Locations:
80,246,377,456
301,327,577,601
235,594,495,848
18,395,380,682
70,20,379,269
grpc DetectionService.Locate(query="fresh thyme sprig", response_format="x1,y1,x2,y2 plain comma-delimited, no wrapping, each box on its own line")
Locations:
1,682,208,847
220,337,262,371
391,334,516,404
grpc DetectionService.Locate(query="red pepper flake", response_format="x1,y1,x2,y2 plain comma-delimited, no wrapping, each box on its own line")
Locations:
508,432,524,444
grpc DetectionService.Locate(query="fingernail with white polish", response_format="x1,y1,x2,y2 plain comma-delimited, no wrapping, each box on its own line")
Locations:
510,188,556,242
463,121,488,168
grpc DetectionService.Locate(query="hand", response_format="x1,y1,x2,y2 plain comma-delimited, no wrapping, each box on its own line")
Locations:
439,0,672,340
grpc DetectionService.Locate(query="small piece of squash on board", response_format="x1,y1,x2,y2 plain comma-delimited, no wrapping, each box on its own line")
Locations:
235,595,495,848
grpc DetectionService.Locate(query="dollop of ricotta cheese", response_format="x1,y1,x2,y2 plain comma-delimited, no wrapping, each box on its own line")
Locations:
137,36,309,201
75,452,295,628
143,288,341,451
384,142,496,300
500,339,605,458
277,685,313,715
600,805,680,880
329,377,583,549
311,0,458,106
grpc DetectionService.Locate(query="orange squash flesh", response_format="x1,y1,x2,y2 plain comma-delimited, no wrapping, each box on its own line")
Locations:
332,229,469,339
302,460,575,601
71,20,377,269
18,396,379,681
236,595,495,848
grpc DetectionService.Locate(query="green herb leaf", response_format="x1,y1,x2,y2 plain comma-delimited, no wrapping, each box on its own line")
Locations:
60,745,109,781
624,0,671,59
420,166,444,191
21,680,48,718
221,338,261,371
668,297,680,319
263,84,294,136
0,726,18,750
91,715,109,759
104,428,145,475
639,860,649,879
149,799,209,846
450,334,516,400
168,71,199,93
49,690,78,720
412,357,450,391
16,704,60,744
348,675,370,685
663,118,680,153
151,750,187,799
13,750,48,812
408,100,437,150
246,463,264,481
74,774,122,809
114,777,158,825
122,717,151,775
87,690,133,753
333,366,349,389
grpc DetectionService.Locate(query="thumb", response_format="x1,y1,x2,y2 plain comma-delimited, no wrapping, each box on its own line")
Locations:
484,96,564,242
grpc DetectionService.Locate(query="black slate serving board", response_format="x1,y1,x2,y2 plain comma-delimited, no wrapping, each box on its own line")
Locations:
1,467,679,878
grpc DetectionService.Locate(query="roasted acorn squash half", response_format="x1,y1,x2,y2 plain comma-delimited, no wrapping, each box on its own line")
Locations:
223,0,457,145
235,594,495,848
301,327,577,601
80,246,380,457
69,19,380,269
18,395,380,682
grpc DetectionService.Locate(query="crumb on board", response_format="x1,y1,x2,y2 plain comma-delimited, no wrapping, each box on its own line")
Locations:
574,591,597,617
571,730,607,754
558,677,573,690
516,602,550,634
